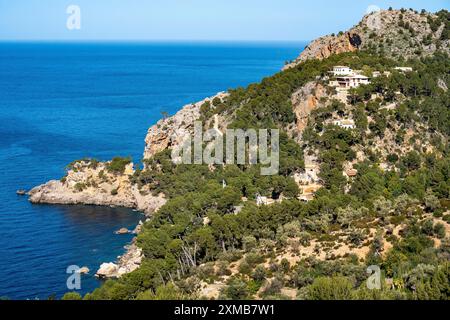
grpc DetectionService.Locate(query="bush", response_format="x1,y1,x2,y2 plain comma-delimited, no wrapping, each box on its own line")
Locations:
62,292,82,300
238,261,252,275
242,236,257,252
280,258,291,273
433,223,446,239
223,278,249,300
74,183,86,192
252,265,267,282
307,276,354,300
422,219,434,236
107,157,132,174
216,261,231,276
245,251,265,266
261,278,283,297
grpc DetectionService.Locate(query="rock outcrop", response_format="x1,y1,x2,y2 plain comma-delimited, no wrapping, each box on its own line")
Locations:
143,92,228,160
291,81,328,133
29,160,166,216
96,244,143,279
284,9,450,69
284,32,359,69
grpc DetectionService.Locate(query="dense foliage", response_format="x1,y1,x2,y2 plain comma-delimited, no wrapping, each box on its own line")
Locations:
65,26,450,301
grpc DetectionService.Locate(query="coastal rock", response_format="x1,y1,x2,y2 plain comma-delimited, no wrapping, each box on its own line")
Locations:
28,161,166,216
78,267,90,274
115,228,130,235
143,92,229,160
16,190,27,196
96,262,118,278
132,221,143,234
96,244,143,279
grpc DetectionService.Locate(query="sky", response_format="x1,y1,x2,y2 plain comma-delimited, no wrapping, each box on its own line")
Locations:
0,0,448,41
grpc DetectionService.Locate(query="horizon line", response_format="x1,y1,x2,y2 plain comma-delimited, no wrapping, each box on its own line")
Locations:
0,39,311,44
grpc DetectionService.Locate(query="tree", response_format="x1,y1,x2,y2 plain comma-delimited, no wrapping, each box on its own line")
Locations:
424,190,440,212
252,265,267,282
223,278,249,300
62,292,82,300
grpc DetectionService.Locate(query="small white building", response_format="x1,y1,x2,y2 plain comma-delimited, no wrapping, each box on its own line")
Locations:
333,119,356,129
372,71,392,78
394,67,413,73
331,66,354,76
336,75,370,88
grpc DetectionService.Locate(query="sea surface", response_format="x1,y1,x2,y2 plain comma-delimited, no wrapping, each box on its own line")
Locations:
0,41,305,299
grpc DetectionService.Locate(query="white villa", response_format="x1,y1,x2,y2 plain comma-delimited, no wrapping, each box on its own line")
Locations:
329,66,371,89
333,119,356,129
336,74,370,89
331,66,354,76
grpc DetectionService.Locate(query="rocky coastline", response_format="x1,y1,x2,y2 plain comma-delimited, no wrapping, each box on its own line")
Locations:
27,92,228,279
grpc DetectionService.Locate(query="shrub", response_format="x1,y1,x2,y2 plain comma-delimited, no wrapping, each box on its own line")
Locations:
280,258,291,273
245,251,265,266
422,219,434,236
107,157,132,174
433,223,446,239
223,278,249,300
242,236,257,252
307,276,354,300
252,265,267,282
62,292,82,300
216,261,231,276
238,261,252,275
74,183,86,192
283,220,302,238
261,278,283,297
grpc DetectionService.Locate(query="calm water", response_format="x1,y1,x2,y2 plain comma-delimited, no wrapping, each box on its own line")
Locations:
0,41,305,299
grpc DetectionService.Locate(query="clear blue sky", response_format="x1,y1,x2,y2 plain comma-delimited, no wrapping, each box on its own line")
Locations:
0,0,448,41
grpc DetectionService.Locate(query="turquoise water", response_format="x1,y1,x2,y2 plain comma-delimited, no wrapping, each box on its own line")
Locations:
0,41,305,299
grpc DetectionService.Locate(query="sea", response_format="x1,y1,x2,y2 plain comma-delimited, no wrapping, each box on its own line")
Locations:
0,41,306,299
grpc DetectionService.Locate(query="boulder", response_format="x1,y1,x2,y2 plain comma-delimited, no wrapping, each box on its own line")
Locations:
115,228,130,235
96,262,118,278
78,266,90,274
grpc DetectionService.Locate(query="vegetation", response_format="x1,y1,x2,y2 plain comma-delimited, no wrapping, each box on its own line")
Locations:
65,9,450,301
106,157,132,174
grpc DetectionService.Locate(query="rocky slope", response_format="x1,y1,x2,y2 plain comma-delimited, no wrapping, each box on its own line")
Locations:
143,92,228,160
285,9,450,69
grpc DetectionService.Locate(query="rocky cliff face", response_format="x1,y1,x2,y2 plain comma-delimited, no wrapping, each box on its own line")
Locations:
285,9,450,69
29,160,166,216
143,92,228,160
291,81,327,133
284,32,359,69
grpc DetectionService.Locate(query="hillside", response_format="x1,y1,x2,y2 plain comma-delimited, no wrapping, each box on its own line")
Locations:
29,9,450,301
284,8,450,69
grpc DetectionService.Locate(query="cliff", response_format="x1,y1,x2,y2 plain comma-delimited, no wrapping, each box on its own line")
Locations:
143,92,228,160
285,9,450,69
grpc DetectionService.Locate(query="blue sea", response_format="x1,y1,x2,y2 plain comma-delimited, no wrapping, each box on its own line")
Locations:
0,41,305,299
